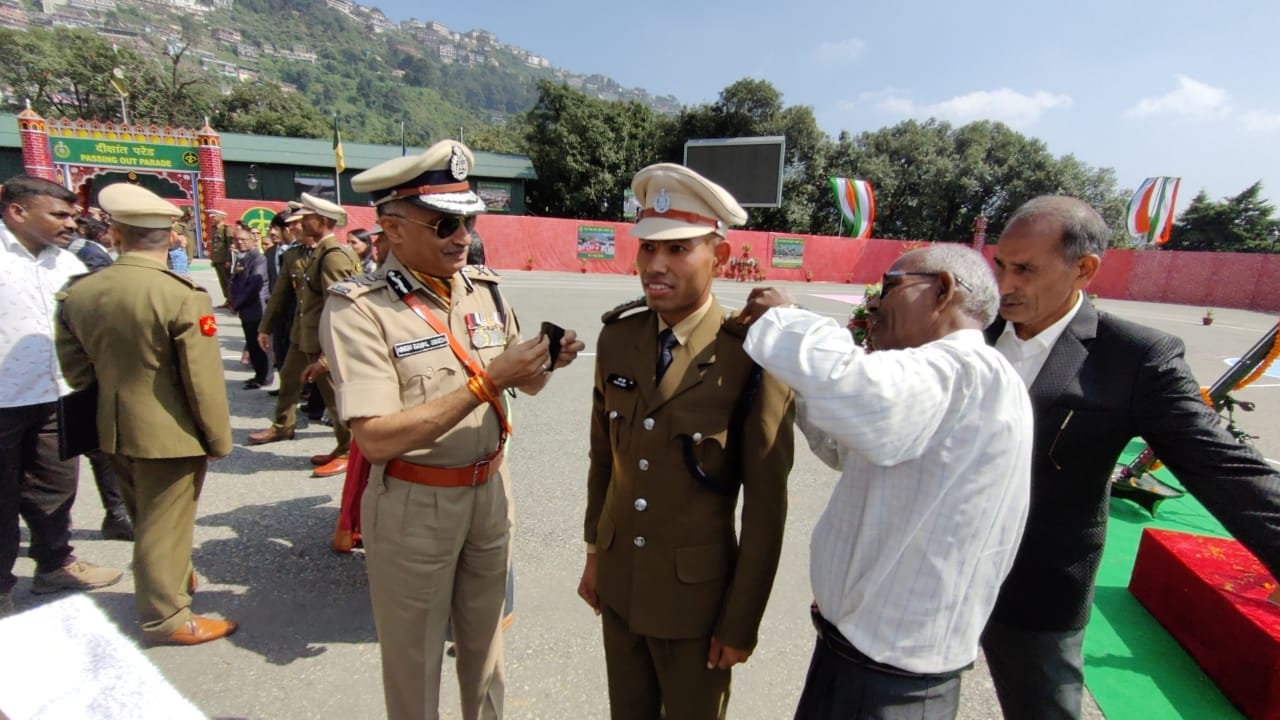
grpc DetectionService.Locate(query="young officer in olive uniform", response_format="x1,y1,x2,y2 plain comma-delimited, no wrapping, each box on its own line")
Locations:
55,183,237,646
252,209,310,440
207,208,233,305
285,193,359,478
322,140,585,720
578,164,796,720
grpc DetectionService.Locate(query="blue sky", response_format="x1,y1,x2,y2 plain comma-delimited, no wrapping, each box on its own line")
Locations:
376,0,1280,215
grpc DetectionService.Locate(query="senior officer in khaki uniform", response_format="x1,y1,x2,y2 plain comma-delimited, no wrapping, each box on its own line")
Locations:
56,183,237,645
577,164,795,720
292,193,359,477
322,140,585,720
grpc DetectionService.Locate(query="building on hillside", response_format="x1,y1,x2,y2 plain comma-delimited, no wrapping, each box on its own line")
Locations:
0,0,29,28
212,27,241,43
67,0,115,11
438,44,456,63
235,42,258,59
424,20,449,36
354,5,393,32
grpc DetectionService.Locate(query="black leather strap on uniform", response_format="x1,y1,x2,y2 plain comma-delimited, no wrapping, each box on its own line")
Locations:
678,362,765,496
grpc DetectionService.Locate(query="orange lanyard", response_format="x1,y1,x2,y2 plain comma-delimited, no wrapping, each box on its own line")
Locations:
385,270,512,440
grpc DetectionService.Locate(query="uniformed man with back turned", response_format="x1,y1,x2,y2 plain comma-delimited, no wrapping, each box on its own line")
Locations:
207,208,233,306
577,163,796,719
322,139,585,720
56,183,236,645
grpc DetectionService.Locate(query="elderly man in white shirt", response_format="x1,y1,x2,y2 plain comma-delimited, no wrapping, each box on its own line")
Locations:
737,244,1032,720
0,175,123,616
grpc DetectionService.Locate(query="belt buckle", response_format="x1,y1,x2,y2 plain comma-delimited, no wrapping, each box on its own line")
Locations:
471,458,491,486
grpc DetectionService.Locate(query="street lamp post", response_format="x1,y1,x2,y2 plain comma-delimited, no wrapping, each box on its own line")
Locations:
246,164,260,197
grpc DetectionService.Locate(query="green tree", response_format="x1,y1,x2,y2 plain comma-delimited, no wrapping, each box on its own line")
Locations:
211,82,329,138
520,80,662,218
1166,182,1279,253
827,119,1128,243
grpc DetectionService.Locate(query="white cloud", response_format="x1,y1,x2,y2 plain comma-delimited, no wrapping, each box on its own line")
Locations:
1241,110,1280,132
874,88,1072,128
811,38,866,63
1124,75,1231,119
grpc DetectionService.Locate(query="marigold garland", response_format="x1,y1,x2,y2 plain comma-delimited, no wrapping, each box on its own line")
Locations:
1198,319,1280,407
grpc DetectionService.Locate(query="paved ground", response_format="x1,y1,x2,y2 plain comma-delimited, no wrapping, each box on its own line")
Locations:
11,264,1278,719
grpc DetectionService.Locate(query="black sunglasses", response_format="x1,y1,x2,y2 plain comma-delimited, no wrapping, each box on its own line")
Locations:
385,213,476,240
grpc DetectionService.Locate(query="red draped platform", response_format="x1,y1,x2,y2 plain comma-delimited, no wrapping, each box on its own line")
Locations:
1129,528,1280,719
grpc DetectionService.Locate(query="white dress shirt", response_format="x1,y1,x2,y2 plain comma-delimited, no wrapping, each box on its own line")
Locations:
745,309,1032,674
994,290,1083,386
0,221,87,407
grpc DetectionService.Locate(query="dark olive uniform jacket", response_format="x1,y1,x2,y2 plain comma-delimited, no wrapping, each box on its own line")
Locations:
296,234,359,354
259,243,309,346
55,254,232,458
585,298,795,651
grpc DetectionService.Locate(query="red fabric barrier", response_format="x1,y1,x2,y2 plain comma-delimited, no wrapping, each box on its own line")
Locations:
183,207,1280,312
1129,528,1280,720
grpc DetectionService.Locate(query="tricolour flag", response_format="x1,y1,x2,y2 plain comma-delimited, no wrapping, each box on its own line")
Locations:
333,114,345,174
1125,177,1181,245
830,177,875,238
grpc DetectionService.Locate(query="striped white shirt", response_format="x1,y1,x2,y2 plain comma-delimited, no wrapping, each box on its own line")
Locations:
745,309,1032,673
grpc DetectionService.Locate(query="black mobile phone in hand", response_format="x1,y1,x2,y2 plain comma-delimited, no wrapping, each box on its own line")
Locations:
541,321,565,368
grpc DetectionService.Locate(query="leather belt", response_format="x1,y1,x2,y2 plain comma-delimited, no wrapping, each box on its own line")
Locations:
386,450,503,488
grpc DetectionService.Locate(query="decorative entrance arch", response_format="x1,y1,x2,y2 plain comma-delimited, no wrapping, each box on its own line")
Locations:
16,105,227,257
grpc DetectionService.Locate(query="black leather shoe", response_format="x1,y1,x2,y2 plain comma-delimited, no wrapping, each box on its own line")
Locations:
267,390,280,396
101,513,134,541
243,380,262,390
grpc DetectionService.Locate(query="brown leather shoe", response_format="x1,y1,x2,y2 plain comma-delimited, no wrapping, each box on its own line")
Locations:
150,615,238,646
312,456,349,478
310,452,336,466
247,426,295,445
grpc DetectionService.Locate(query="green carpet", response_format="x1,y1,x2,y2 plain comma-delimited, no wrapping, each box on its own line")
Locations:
1084,439,1244,719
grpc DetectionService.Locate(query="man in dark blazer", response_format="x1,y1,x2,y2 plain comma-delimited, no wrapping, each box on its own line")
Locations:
578,163,795,719
229,226,273,389
981,195,1280,719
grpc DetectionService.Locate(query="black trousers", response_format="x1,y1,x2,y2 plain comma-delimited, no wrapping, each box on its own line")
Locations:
0,402,79,592
794,610,962,720
240,316,274,384
86,448,126,517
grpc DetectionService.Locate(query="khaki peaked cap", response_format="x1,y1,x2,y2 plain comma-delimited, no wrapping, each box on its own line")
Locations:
98,183,183,230
294,192,347,226
351,140,486,216
630,163,747,241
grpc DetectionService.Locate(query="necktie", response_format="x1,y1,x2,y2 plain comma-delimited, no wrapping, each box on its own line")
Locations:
656,328,678,381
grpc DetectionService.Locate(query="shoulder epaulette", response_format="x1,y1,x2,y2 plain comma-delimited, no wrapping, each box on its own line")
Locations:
328,271,385,300
462,264,501,282
55,272,91,301
162,268,203,290
601,297,649,324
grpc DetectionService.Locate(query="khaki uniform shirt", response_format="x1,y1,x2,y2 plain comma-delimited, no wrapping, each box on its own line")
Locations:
585,299,795,650
259,243,309,344
55,254,232,458
320,252,519,470
297,234,359,354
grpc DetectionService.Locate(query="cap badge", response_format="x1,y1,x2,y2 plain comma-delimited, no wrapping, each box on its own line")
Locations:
448,146,470,181
653,188,671,214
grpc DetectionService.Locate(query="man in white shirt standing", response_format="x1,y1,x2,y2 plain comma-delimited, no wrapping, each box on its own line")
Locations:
0,175,124,616
737,244,1032,720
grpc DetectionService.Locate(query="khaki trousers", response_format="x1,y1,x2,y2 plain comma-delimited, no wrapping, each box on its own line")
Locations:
309,352,350,456
110,454,206,638
271,343,308,431
601,604,731,720
363,466,511,720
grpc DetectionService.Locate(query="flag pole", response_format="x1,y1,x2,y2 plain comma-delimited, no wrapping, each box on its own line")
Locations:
333,112,344,204
400,121,406,157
